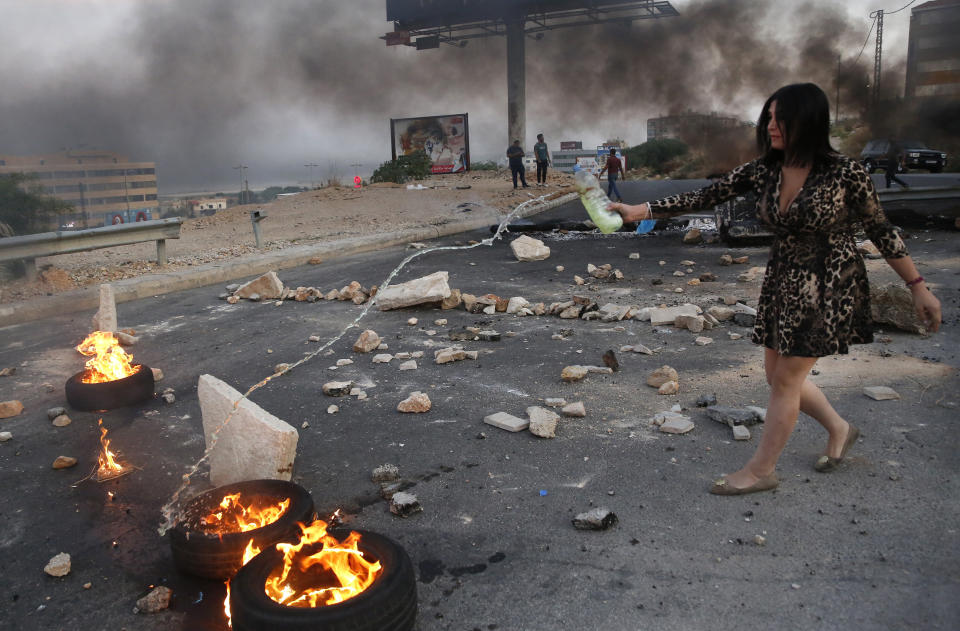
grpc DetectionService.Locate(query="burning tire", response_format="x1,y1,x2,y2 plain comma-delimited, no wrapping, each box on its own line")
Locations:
64,364,154,411
229,529,417,631
170,479,315,581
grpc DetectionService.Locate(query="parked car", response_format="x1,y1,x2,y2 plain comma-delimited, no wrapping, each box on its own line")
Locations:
860,139,947,173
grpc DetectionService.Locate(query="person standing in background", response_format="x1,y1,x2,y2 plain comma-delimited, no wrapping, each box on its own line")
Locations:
533,133,551,187
506,140,529,189
598,148,624,202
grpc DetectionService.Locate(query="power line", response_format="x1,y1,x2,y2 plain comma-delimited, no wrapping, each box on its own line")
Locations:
852,14,877,66
884,0,917,16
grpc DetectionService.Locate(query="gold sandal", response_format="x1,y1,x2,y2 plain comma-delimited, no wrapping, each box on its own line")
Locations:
709,473,779,496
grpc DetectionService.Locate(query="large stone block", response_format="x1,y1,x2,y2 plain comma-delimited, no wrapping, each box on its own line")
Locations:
91,284,117,332
235,271,285,300
198,374,298,487
376,271,451,310
648,304,701,326
510,235,551,261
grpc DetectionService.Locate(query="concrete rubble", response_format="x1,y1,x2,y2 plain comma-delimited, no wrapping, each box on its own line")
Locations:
0,400,24,419
484,411,529,432
91,284,118,332
562,401,587,417
376,271,451,310
706,406,764,427
864,386,901,401
135,586,172,614
389,491,422,517
234,271,284,300
198,374,298,487
527,406,560,438
353,330,381,353
871,283,928,334
44,552,71,577
572,507,618,530
510,235,551,261
397,391,431,413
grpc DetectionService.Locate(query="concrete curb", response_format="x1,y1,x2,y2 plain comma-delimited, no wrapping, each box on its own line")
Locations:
0,192,577,328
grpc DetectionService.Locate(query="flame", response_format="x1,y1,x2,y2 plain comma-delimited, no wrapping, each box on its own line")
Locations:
264,520,381,608
96,419,126,477
202,492,291,534
224,539,261,626
76,331,139,383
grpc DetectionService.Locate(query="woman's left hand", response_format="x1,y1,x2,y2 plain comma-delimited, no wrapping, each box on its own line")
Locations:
912,286,942,333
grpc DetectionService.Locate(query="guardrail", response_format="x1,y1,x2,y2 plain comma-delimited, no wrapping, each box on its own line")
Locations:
0,218,183,280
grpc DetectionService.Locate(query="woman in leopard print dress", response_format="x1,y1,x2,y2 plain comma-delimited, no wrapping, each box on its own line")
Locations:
609,83,941,495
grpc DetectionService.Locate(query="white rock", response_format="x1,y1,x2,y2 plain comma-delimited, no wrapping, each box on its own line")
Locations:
407,318,418,326
527,406,560,438
732,425,752,440
660,417,695,434
372,353,393,364
397,391,431,413
44,552,71,577
377,271,451,310
556,265,565,272
694,336,713,346
648,304,701,326
629,252,640,260
353,330,381,353
484,412,529,432
235,271,285,300
510,235,551,261
506,297,530,314
398,360,417,371
336,358,354,367
0,431,11,442
562,402,587,417
864,386,901,401
198,374,298,487
544,398,567,407
327,405,339,414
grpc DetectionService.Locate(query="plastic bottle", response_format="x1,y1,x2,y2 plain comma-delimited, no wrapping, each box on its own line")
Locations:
573,170,623,234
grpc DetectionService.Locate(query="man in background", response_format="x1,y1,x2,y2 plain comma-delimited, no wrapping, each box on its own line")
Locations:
598,147,624,202
533,133,551,187
506,140,529,189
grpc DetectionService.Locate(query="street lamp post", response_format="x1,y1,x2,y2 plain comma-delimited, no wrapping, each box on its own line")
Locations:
233,164,248,204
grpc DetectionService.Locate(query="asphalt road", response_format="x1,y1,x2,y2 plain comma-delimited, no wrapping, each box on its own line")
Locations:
1,181,958,631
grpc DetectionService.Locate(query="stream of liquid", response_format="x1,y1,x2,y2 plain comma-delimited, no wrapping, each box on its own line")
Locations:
157,190,573,535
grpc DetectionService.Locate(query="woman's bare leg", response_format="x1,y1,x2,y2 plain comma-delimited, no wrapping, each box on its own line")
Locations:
721,351,817,489
764,348,851,458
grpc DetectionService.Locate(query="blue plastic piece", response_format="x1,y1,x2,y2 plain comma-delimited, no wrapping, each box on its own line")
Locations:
539,489,548,496
635,219,657,234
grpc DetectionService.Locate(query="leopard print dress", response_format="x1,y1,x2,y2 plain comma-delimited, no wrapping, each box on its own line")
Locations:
648,154,908,357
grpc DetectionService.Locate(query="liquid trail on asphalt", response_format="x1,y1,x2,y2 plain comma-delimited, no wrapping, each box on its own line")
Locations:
157,190,571,535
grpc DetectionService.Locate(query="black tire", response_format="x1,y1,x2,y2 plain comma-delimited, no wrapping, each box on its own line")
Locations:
230,529,417,631
64,365,154,411
170,480,314,581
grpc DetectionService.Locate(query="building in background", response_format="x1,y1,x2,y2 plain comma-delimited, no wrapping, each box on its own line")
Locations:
646,111,742,141
552,140,600,173
0,150,158,227
905,0,960,99
189,197,227,215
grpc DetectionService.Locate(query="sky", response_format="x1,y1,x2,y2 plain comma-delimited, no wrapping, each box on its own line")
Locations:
0,0,920,193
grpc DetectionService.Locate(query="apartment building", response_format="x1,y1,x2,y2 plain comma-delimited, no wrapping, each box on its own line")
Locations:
0,150,158,226
905,0,960,98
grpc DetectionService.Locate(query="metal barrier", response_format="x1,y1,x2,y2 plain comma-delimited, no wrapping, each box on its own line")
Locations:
0,218,183,280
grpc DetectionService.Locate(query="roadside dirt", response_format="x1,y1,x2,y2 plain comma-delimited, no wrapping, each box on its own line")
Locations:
0,169,574,304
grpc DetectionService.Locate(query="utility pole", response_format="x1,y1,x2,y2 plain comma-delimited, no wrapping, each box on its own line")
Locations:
304,163,319,188
870,9,884,118
835,55,841,124
233,164,247,204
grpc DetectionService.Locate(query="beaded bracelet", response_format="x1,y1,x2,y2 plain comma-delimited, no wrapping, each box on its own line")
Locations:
905,276,925,287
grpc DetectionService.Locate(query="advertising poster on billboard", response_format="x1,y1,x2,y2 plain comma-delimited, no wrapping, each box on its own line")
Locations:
391,113,470,174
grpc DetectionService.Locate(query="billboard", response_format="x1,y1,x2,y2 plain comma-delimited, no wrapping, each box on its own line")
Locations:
560,141,583,150
596,145,625,181
391,113,470,174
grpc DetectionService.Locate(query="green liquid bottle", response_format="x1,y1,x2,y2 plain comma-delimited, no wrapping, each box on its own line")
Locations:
574,170,623,234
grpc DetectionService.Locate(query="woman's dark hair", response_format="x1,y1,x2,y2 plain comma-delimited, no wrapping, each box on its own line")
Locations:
757,83,835,167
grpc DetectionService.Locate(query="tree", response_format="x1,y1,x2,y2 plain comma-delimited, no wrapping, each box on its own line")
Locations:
0,173,72,235
623,138,689,173
371,150,433,184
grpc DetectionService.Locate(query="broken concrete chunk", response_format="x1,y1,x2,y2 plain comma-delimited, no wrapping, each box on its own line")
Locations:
863,386,901,401
648,304,701,326
675,314,705,333
390,492,422,517
484,412,529,432
572,508,618,530
441,288,462,310
353,330,381,353
586,366,614,374
372,464,401,483
732,425,752,440
322,381,354,396
706,405,764,427
44,552,71,577
135,586,173,614
235,271,284,300
694,336,713,346
660,416,695,434
91,284,118,333
398,360,417,371
562,401,587,417
871,284,928,334
544,398,567,408
377,271,451,311
506,296,530,314
527,406,560,438
372,353,393,364
52,414,72,427
397,391,431,413
198,374,298,487
47,406,67,420
0,432,11,442
658,381,679,395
